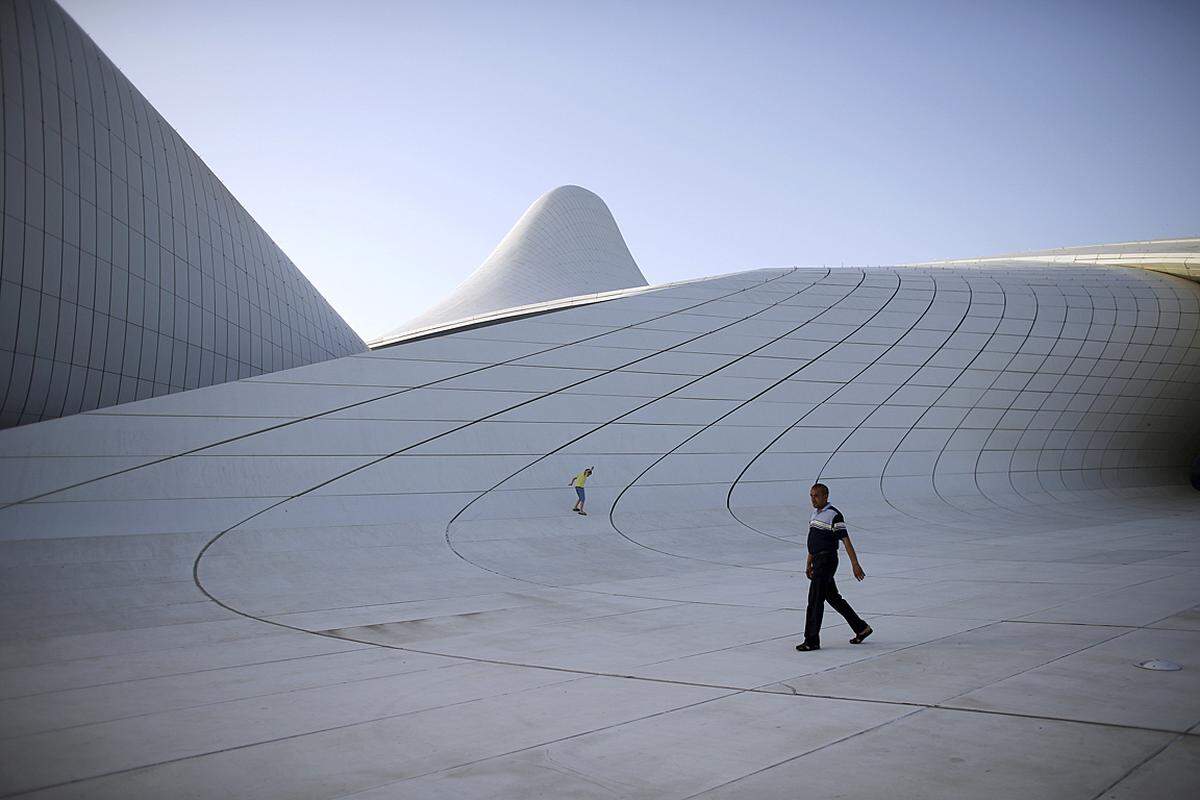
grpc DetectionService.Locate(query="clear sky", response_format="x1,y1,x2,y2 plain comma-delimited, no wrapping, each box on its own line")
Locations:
59,0,1200,340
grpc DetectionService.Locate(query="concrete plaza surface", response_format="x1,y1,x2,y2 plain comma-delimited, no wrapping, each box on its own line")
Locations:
2,259,1200,797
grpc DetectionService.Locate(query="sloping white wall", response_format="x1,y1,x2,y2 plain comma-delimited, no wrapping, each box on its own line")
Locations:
2,250,1199,797
380,185,648,339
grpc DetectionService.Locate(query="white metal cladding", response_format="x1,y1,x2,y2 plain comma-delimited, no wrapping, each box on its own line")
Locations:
1,256,1198,796
381,184,648,340
913,236,1200,284
0,0,365,429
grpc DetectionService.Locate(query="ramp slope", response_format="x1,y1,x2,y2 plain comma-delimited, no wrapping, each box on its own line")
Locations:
1,258,1199,797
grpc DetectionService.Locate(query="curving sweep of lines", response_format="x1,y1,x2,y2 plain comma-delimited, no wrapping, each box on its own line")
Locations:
1,248,1199,796
373,185,649,344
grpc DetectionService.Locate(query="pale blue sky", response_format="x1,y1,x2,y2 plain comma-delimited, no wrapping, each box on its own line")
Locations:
60,0,1200,340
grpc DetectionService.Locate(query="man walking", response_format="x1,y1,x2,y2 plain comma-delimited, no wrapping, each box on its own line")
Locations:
796,483,872,651
570,467,593,515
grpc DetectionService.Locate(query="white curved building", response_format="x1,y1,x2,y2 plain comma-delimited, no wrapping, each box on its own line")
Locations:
915,236,1200,284
1,207,1198,797
0,0,365,430
376,185,649,343
5,3,1198,796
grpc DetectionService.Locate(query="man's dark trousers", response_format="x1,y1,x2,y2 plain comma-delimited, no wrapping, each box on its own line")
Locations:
804,551,867,647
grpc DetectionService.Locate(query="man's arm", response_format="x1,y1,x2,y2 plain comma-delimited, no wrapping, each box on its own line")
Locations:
805,553,813,579
842,536,866,581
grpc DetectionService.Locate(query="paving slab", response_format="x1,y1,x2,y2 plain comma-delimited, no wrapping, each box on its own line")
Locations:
369,692,908,799
1098,735,1200,798
950,627,1200,731
691,708,1174,800
14,676,725,800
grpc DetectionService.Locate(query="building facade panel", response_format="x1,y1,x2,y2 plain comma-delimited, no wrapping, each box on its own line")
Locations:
0,0,364,428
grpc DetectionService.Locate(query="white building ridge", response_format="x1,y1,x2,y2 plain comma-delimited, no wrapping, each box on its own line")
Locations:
907,236,1200,283
378,185,648,341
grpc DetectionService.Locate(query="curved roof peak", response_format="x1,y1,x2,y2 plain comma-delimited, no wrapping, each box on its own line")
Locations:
384,185,648,338
543,183,599,198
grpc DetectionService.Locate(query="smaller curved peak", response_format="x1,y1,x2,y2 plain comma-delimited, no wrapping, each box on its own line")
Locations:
377,185,648,343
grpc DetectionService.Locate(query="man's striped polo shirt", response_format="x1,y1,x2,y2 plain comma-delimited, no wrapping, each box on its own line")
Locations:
808,504,848,555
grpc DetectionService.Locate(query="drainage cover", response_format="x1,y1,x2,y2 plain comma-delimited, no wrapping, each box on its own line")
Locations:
1135,659,1182,671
